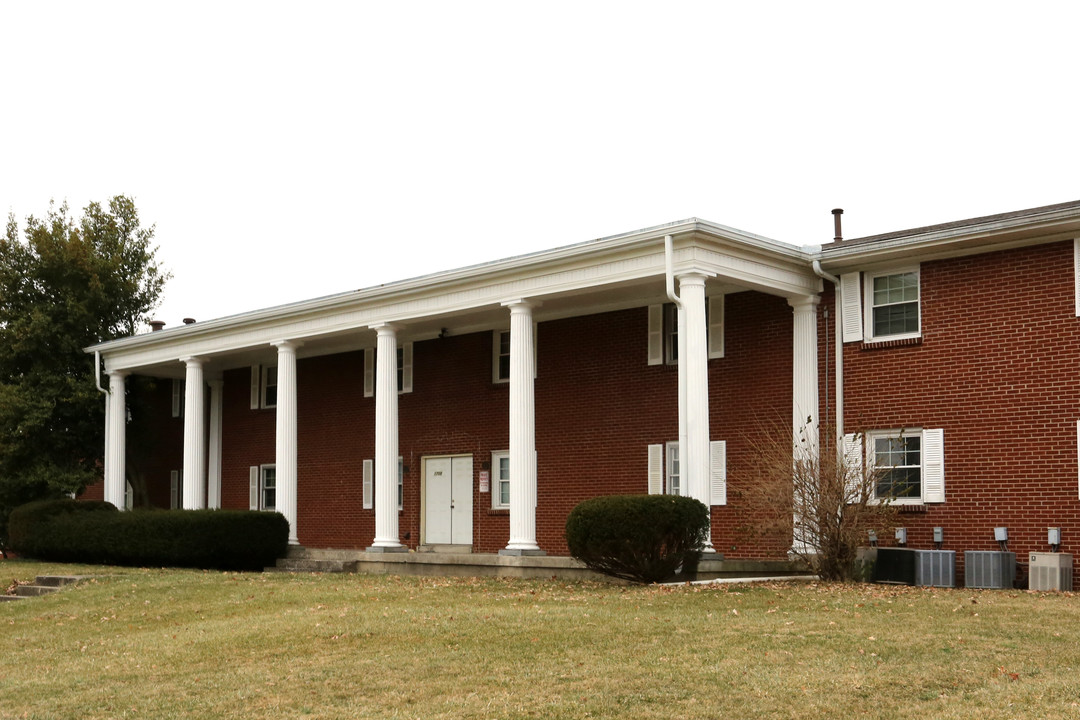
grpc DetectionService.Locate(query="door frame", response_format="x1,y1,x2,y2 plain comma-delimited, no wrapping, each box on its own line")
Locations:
420,454,474,546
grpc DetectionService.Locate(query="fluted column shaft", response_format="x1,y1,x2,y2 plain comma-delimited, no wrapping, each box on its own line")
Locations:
207,379,224,509
370,325,404,550
104,371,127,509
181,357,207,510
502,300,541,554
274,341,300,544
789,296,820,456
679,274,715,552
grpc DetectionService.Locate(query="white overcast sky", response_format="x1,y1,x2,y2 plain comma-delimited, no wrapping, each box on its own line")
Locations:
2,1,1078,330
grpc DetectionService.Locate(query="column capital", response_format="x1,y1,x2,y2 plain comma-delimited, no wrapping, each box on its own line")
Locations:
368,322,401,336
107,369,130,379
500,298,540,312
675,270,716,286
180,355,206,367
271,339,303,351
787,295,821,311
207,378,224,388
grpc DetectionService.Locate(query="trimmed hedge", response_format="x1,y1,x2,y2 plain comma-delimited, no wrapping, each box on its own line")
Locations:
8,500,289,571
7,498,118,556
565,494,710,583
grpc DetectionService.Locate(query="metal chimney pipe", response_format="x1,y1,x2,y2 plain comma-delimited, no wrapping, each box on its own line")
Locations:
832,208,844,242
150,320,166,332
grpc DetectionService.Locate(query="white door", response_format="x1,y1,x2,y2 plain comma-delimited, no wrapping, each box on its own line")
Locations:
424,456,473,545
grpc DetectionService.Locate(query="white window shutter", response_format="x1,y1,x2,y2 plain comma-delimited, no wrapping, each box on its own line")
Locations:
249,466,259,510
842,433,864,502
1074,239,1080,317
922,428,945,503
170,470,179,509
397,456,404,511
709,440,727,506
840,272,863,343
647,305,663,365
250,365,260,409
172,379,182,417
401,342,413,393
363,349,374,398
707,295,725,359
647,444,663,494
363,459,374,509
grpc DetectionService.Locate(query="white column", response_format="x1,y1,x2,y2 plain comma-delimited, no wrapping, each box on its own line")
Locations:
679,273,715,553
501,300,543,555
104,371,127,509
790,296,820,554
207,379,224,509
274,341,301,544
369,325,404,551
181,357,207,510
789,296,820,454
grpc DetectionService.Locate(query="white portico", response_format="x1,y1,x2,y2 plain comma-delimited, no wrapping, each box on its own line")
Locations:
90,218,822,552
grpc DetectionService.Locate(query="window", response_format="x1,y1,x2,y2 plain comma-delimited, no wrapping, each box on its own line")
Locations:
647,441,727,505
171,379,184,418
664,304,679,364
866,428,945,504
170,470,180,509
361,457,404,510
363,344,413,396
262,366,278,408
647,297,724,365
493,331,511,382
491,450,510,508
666,441,681,495
869,432,921,500
250,365,277,409
865,269,920,340
260,465,277,511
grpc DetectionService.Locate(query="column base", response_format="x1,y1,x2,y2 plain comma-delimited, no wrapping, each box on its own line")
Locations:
366,545,408,553
499,548,547,557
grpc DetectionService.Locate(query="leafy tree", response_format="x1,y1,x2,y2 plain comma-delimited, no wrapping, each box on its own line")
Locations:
0,196,168,545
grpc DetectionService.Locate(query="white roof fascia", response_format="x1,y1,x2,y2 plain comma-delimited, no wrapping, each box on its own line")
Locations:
89,219,818,372
818,204,1080,271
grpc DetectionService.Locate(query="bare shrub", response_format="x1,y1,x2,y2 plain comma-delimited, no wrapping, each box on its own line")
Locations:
741,419,899,581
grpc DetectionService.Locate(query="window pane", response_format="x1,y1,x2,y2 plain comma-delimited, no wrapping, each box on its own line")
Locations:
498,457,510,480
262,467,276,511
873,303,918,336
499,481,510,506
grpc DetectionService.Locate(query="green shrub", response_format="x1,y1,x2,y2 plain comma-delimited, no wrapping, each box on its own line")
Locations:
7,498,118,556
9,503,288,571
565,494,710,583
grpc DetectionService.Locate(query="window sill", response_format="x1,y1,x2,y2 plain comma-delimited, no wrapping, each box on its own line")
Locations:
487,508,509,516
860,336,922,351
897,504,928,514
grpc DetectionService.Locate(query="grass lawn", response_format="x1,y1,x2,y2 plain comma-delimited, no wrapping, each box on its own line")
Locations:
2,560,1080,719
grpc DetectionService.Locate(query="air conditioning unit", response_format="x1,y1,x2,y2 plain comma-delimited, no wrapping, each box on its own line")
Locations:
871,548,956,587
1029,552,1073,591
913,549,955,588
965,551,1016,589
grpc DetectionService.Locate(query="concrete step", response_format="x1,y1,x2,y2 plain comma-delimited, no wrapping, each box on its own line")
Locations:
271,558,354,573
285,547,366,562
417,544,472,554
0,595,25,602
35,575,87,588
15,585,59,597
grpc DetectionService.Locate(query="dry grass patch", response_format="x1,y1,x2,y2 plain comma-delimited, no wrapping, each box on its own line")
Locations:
2,561,1080,719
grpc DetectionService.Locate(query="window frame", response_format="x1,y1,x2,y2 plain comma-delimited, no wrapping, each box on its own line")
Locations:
260,463,277,512
866,429,923,505
665,441,681,496
492,330,511,383
864,267,921,342
491,450,510,509
261,365,278,409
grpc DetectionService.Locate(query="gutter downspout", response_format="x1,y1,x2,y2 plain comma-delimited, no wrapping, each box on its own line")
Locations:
94,350,109,396
665,235,688,495
811,260,843,446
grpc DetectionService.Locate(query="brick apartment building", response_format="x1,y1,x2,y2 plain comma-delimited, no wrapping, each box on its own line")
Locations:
85,200,1080,572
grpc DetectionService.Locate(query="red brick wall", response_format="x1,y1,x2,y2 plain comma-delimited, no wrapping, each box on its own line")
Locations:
837,240,1080,584
207,293,796,557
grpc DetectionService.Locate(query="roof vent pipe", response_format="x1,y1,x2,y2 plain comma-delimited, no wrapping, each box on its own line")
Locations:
832,208,844,242
182,318,196,325
150,320,165,332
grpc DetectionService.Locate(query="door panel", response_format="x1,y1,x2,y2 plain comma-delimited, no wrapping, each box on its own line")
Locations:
450,456,473,545
424,457,453,544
